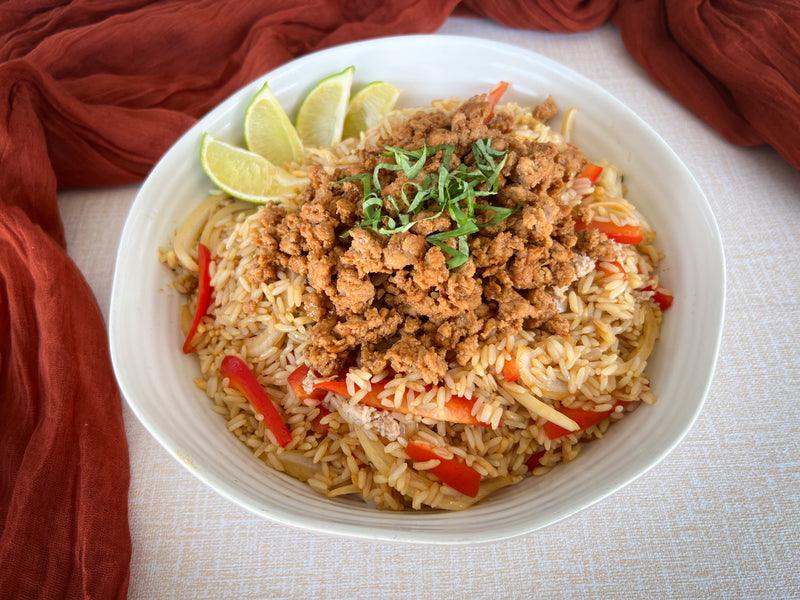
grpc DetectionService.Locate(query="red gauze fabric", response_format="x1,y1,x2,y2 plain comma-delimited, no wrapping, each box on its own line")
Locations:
0,1,797,598
611,0,800,168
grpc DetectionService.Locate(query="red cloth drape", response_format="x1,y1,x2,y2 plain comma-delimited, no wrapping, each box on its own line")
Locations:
611,0,800,167
0,1,797,598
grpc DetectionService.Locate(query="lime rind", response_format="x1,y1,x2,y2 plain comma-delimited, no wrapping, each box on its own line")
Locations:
295,65,355,148
342,81,401,140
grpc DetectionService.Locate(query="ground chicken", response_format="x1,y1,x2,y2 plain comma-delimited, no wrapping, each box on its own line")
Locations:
251,93,616,383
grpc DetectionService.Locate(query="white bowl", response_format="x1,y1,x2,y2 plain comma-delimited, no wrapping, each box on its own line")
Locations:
109,35,725,544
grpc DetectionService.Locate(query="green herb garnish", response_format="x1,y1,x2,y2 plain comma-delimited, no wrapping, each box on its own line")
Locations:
338,139,513,269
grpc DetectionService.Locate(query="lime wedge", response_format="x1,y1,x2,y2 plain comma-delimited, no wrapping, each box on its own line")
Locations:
342,81,401,140
295,66,355,148
200,133,307,204
243,81,304,166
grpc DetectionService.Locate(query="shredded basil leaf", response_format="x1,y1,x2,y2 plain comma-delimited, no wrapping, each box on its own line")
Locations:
337,139,515,268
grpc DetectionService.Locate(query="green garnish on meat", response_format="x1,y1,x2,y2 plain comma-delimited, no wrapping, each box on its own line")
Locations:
339,139,513,269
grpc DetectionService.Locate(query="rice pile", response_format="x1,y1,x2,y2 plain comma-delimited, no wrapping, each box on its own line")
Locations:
160,99,664,511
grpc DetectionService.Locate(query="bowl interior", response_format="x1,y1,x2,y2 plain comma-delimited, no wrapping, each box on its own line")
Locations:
109,34,724,543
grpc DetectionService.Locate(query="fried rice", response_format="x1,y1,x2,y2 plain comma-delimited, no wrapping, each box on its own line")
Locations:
160,95,666,511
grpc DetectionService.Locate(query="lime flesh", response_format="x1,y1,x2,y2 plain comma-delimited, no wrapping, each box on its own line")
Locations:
200,133,307,204
243,81,304,166
342,81,401,140
295,66,355,148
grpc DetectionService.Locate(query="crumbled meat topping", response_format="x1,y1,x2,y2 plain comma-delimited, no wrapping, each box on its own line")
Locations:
250,94,616,383
532,95,558,123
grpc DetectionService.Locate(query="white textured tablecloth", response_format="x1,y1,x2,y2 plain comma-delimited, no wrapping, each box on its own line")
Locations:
58,17,800,599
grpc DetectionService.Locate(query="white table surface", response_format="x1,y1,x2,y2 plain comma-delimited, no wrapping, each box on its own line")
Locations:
58,17,800,600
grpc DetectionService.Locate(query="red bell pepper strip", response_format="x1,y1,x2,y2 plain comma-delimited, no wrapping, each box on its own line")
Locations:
287,364,326,402
405,440,481,498
485,80,509,123
182,243,213,354
501,358,520,383
579,162,603,185
544,401,628,440
596,260,627,279
220,355,292,447
313,380,491,427
310,406,331,436
524,449,546,471
643,283,674,311
574,218,644,245
312,380,349,396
